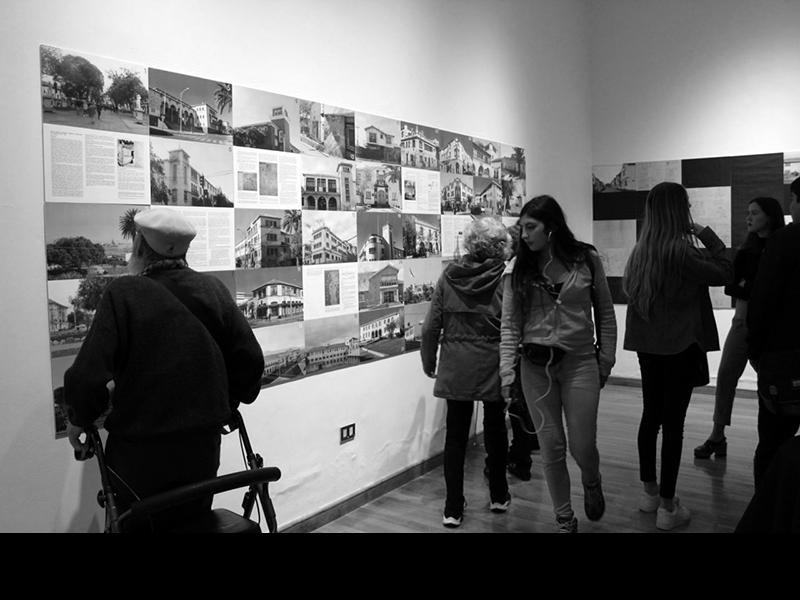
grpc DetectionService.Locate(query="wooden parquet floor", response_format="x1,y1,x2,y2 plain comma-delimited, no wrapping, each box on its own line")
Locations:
313,384,759,533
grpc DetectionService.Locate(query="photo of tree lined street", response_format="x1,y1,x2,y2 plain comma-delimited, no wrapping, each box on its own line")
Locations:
41,45,149,135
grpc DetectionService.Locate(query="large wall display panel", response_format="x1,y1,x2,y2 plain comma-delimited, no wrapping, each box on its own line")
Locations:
39,44,525,438
593,152,790,307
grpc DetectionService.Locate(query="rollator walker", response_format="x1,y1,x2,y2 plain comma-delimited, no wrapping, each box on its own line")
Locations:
77,409,281,533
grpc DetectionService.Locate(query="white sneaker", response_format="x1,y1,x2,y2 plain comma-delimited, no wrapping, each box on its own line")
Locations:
639,490,660,513
656,497,691,531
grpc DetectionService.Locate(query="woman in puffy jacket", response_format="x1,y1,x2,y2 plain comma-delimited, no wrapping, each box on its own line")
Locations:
421,216,511,529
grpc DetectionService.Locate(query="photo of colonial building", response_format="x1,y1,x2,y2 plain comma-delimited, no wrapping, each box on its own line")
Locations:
358,262,403,310
440,174,474,214
472,137,501,180
401,123,439,170
239,277,303,323
473,178,503,215
302,313,361,376
148,69,232,144
304,337,361,373
303,222,356,265
355,113,401,164
358,306,405,360
439,133,474,176
355,163,401,211
235,210,302,269
301,158,355,211
402,214,441,258
150,139,233,208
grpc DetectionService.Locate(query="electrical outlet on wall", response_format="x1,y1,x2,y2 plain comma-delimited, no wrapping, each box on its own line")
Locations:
340,423,355,444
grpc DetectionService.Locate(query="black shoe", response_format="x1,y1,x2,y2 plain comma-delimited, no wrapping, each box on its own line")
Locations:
694,437,727,459
507,461,532,481
489,492,511,513
583,479,605,521
442,499,467,528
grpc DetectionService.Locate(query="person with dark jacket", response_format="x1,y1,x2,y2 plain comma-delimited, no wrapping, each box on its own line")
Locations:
694,197,785,459
746,177,800,488
64,207,265,532
499,196,617,533
623,182,732,531
421,216,511,528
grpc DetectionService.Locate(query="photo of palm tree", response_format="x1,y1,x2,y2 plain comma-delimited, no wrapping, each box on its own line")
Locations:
148,68,232,145
234,208,302,269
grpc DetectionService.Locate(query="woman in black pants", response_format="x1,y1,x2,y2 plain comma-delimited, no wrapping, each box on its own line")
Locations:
623,182,732,531
421,217,511,528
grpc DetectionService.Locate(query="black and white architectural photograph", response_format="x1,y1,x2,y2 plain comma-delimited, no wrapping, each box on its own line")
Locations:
302,210,358,265
235,265,304,327
148,69,232,145
401,256,442,350
299,100,356,160
232,85,303,153
355,161,401,211
300,155,356,211
471,136,502,181
357,259,404,311
357,211,403,262
498,143,526,216
440,172,474,214
40,44,149,135
45,202,141,280
439,130,474,176
401,214,441,258
472,176,503,216
400,122,440,171
234,209,302,269
252,320,306,388
358,306,405,361
302,313,361,377
150,138,234,208
355,112,401,164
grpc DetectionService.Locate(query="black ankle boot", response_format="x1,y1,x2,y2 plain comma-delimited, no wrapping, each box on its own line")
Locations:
693,437,727,458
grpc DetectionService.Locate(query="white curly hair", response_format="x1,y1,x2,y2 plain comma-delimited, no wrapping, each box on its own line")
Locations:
462,216,511,261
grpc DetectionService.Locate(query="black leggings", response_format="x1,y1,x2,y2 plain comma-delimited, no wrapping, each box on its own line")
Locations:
444,400,508,513
637,348,698,499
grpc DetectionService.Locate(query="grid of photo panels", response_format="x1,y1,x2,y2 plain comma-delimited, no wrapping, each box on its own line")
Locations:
592,152,796,308
40,44,527,437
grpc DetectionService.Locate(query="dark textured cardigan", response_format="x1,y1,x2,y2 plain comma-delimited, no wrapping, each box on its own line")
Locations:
64,268,264,438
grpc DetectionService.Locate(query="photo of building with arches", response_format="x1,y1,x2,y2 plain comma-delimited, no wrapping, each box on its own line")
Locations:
300,156,356,211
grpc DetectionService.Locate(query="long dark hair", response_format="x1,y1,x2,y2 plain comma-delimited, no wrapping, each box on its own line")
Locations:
623,182,692,318
511,195,593,306
740,196,785,251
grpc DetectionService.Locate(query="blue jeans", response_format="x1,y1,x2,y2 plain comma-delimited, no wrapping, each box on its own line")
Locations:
713,317,751,426
520,352,601,520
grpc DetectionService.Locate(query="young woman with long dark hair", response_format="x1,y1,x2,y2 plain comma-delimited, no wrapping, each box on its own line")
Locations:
623,181,733,531
499,195,617,533
694,197,785,458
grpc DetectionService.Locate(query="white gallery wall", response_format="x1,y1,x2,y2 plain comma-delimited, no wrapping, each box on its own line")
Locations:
589,0,800,390
0,0,592,531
